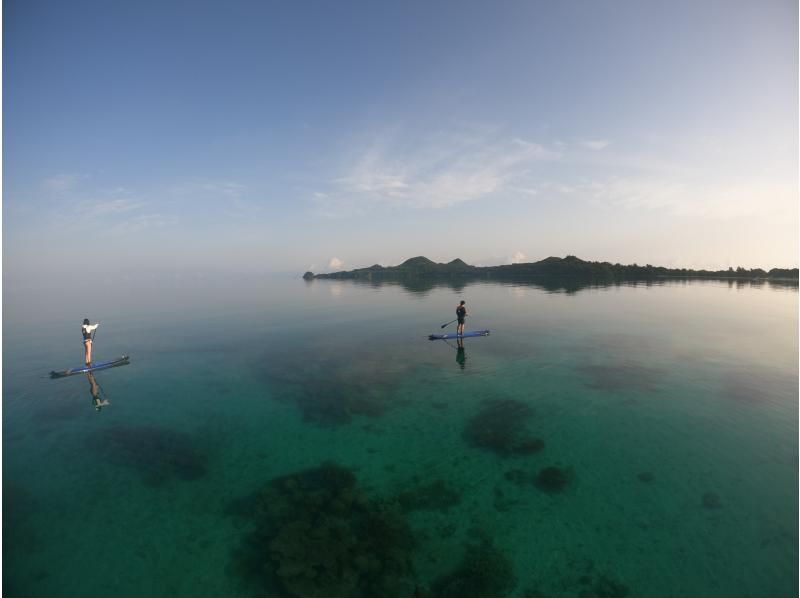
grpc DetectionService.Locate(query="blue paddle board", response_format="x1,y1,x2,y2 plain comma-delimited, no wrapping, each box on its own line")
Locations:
429,330,490,341
50,355,130,378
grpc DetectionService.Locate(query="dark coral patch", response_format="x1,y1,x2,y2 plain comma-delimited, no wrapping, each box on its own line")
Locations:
432,538,517,598
230,462,416,597
464,399,543,457
87,425,208,486
534,466,572,493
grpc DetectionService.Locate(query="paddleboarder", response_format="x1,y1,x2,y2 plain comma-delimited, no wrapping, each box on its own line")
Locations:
456,300,467,336
82,318,99,365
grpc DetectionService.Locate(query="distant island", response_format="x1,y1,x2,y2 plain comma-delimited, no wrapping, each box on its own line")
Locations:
303,255,799,286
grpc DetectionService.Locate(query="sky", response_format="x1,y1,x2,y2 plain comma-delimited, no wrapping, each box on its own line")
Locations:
4,0,798,285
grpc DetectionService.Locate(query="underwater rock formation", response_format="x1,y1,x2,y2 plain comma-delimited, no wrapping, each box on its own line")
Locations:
431,538,517,598
464,399,544,457
88,424,208,486
231,462,416,597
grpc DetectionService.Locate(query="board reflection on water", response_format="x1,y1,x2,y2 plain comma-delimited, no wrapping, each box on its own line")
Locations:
3,276,797,598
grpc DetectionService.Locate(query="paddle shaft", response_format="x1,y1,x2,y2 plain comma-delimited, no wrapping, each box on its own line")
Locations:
441,314,467,328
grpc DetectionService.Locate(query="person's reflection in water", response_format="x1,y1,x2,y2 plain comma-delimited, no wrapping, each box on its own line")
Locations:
87,372,110,411
456,337,466,369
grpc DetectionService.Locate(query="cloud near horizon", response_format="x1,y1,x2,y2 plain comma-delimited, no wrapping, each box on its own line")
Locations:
573,176,794,221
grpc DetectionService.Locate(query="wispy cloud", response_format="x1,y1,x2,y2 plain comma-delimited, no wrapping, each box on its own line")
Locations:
579,139,611,151
42,173,89,192
328,257,344,270
316,130,561,212
41,175,169,233
109,212,168,233
509,251,526,264
168,179,254,217
77,197,143,217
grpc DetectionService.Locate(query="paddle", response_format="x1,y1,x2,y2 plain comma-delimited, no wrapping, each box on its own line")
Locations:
440,315,466,328
90,323,97,364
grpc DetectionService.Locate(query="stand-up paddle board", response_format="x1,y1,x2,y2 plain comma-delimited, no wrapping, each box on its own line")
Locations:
50,356,130,379
428,330,490,341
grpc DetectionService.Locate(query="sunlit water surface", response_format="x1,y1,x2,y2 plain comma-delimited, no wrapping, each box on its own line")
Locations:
4,276,797,597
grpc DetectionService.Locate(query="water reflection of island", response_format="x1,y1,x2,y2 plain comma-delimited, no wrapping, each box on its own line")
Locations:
304,255,798,296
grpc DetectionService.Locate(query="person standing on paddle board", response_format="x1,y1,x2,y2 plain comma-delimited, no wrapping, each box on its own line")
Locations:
456,300,467,336
82,318,99,365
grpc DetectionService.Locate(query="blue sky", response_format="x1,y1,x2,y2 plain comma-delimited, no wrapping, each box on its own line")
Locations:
4,0,798,282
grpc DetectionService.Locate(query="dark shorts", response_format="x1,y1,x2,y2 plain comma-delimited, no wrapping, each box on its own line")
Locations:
457,318,465,324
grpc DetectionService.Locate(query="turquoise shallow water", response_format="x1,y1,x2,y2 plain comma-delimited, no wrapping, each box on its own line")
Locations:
4,277,798,597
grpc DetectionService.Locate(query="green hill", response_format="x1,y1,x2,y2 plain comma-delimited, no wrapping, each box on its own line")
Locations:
305,256,798,284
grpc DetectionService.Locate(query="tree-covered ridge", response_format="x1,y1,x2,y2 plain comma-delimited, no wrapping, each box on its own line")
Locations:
304,255,798,282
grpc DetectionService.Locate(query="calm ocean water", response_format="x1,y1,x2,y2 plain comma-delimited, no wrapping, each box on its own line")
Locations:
3,276,797,597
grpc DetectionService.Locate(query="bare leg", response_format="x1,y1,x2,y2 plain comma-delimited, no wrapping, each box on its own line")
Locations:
85,340,92,365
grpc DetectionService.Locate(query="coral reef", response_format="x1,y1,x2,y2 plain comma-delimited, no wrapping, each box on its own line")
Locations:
464,399,544,457
87,424,207,486
230,462,416,597
431,538,517,598
534,466,572,493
